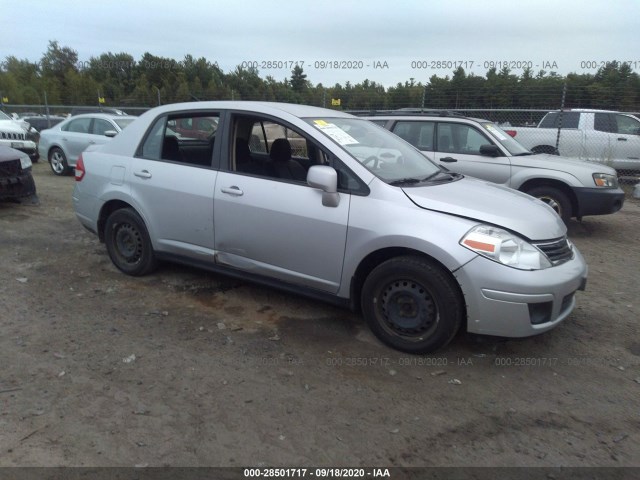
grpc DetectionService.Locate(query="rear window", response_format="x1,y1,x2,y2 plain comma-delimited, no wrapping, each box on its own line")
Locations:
539,112,580,129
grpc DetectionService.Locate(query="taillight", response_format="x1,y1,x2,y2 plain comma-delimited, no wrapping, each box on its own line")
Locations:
505,130,517,137
75,154,85,181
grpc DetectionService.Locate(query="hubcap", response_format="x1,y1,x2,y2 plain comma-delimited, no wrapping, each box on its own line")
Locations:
379,280,438,338
51,152,64,173
538,195,561,216
114,223,143,264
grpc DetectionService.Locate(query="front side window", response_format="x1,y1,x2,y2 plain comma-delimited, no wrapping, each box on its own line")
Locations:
614,114,640,135
305,117,440,183
92,119,114,136
437,123,492,155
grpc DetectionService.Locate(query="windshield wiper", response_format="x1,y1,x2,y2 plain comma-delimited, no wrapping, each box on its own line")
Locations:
388,177,421,186
513,152,535,156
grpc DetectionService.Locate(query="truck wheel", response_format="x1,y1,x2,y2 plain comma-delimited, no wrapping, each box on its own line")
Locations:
104,208,158,276
49,148,70,176
525,186,572,224
361,256,463,354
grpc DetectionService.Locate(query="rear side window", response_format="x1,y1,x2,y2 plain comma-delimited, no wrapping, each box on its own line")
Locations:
594,113,614,133
392,121,435,150
138,112,219,167
539,112,580,129
64,118,92,133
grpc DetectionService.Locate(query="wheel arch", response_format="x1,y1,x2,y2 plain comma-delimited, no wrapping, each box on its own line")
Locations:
349,247,466,318
518,178,578,217
97,199,137,242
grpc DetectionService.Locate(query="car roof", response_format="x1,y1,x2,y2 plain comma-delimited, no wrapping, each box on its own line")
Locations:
64,113,137,121
146,101,354,119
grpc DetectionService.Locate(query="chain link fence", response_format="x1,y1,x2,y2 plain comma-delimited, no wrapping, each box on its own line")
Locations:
3,103,639,198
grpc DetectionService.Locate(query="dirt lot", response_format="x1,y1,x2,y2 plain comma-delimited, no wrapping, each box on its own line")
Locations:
1,162,639,468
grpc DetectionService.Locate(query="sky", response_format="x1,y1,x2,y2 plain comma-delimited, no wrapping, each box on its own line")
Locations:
2,0,639,87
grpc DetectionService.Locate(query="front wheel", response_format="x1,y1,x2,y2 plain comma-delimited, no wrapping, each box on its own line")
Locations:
49,147,70,176
361,256,463,354
525,186,572,224
104,208,158,276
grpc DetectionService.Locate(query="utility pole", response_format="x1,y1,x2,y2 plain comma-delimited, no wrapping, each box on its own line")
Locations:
554,82,567,154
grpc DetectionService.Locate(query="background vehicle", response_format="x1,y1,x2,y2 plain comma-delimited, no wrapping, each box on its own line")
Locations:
38,113,136,175
73,102,587,354
0,146,36,200
504,109,640,174
70,106,127,116
365,113,625,223
21,115,67,148
0,110,38,162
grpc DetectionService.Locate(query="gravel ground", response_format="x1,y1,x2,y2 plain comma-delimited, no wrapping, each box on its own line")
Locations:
0,162,639,468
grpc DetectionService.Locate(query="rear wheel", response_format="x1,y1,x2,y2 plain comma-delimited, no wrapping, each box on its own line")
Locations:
49,148,70,176
361,256,463,354
525,186,572,224
104,208,157,276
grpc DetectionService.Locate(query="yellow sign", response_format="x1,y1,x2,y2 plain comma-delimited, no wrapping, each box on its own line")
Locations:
1,97,8,103
98,96,106,104
331,98,341,106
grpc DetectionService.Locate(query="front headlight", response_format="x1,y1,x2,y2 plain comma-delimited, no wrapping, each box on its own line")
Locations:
20,156,32,170
460,225,552,270
593,173,618,188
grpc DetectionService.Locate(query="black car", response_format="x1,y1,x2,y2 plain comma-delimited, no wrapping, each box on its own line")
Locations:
23,115,66,132
0,146,36,200
22,115,66,146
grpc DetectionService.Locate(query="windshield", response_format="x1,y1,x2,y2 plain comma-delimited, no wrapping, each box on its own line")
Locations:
480,122,531,155
305,117,440,182
0,111,11,120
114,118,135,129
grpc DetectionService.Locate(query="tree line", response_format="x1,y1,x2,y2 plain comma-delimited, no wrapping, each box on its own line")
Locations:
1,41,639,112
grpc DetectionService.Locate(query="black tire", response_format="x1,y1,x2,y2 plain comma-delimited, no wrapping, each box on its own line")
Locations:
49,147,70,176
104,208,157,276
361,256,463,354
525,186,572,224
530,145,558,155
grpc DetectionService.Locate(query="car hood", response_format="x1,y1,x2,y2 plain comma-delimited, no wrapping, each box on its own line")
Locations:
0,120,27,134
512,153,616,174
402,177,566,240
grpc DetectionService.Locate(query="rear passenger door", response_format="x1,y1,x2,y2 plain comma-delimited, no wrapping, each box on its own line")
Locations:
130,111,219,259
61,117,93,162
213,113,352,293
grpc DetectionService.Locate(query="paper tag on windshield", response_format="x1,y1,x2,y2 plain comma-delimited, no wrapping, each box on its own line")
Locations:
313,121,358,145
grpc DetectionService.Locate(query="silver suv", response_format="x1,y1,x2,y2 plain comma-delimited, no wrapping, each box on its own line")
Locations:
363,112,625,224
73,102,588,353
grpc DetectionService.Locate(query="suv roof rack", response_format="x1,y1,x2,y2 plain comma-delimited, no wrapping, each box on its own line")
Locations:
348,109,467,118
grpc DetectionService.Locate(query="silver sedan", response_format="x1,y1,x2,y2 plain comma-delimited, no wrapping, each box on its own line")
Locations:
38,113,136,175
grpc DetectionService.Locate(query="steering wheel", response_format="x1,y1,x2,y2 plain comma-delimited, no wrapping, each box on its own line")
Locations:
363,156,380,169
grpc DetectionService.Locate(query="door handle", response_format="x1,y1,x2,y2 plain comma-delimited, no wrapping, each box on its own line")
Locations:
440,157,458,162
134,170,152,179
221,186,244,196
617,137,627,141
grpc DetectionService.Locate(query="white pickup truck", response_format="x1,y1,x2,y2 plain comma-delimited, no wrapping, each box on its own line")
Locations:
505,109,640,174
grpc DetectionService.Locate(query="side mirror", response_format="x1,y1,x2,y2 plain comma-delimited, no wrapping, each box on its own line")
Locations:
479,144,501,157
307,165,340,207
104,130,118,138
